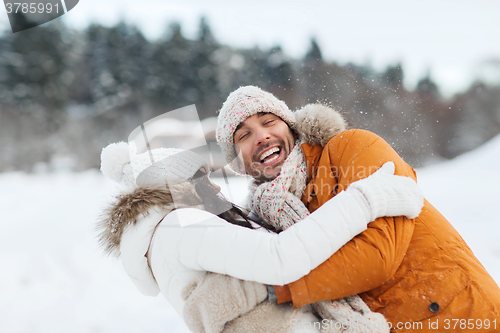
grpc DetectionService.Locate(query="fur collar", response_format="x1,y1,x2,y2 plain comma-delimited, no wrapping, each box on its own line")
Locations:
97,183,202,257
293,104,347,147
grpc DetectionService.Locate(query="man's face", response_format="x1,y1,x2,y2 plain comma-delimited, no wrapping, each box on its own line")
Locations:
233,113,295,182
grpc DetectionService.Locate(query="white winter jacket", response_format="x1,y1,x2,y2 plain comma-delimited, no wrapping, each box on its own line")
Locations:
119,186,372,319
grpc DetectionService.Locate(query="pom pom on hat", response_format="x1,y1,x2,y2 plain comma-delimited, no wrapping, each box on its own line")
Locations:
100,142,131,183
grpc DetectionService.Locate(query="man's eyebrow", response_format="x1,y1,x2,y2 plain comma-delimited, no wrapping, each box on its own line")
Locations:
235,122,244,133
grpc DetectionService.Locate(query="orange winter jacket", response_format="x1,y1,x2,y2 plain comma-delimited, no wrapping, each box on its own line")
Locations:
274,129,500,331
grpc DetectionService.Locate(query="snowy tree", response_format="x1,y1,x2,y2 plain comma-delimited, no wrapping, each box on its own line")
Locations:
304,37,323,63
191,17,222,119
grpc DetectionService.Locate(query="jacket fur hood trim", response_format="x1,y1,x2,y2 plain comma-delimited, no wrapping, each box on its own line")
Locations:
97,183,202,257
293,103,347,147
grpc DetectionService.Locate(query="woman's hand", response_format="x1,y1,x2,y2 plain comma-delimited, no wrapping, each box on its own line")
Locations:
181,273,268,333
347,161,424,220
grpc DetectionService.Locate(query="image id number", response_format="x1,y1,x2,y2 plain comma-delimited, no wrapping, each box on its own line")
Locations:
5,2,59,14
443,319,497,330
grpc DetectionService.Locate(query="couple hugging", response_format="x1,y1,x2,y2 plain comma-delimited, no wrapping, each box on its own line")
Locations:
98,86,500,332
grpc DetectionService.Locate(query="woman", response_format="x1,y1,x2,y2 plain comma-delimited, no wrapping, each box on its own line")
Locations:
97,142,423,332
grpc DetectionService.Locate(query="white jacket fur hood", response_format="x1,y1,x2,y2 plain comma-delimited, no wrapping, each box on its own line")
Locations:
97,184,201,257
96,183,203,296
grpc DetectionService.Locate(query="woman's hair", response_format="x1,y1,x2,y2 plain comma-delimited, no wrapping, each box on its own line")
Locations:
191,170,279,233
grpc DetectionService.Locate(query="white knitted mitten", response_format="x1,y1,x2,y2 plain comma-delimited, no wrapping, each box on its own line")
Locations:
181,273,268,333
224,301,303,333
347,162,424,221
315,296,390,333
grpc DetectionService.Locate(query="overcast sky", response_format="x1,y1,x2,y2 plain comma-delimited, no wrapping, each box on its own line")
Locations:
2,0,499,96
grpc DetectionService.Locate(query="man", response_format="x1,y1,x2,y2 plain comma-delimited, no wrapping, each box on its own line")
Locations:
215,85,500,331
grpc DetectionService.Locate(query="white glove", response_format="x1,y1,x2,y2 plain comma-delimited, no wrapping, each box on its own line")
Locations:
347,161,424,221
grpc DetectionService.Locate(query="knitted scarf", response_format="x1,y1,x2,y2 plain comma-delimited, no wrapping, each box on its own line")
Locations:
249,142,309,230
248,143,389,333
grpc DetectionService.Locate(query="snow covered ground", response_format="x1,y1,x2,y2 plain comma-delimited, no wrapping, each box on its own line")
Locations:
1,135,499,332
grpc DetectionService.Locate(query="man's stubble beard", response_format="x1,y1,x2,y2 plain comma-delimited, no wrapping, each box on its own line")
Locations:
245,138,288,183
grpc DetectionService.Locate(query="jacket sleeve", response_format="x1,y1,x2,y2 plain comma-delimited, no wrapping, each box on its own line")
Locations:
274,129,417,307
158,185,372,286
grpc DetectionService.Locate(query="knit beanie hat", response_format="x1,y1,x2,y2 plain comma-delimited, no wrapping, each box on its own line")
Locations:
100,141,209,189
216,86,295,174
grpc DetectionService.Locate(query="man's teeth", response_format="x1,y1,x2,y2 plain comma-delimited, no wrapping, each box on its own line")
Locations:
260,147,280,163
264,154,280,164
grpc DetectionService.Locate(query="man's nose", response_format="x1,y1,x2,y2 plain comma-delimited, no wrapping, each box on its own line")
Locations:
255,127,271,145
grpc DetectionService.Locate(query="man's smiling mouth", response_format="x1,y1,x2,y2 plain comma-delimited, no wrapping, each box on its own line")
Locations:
258,146,282,165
